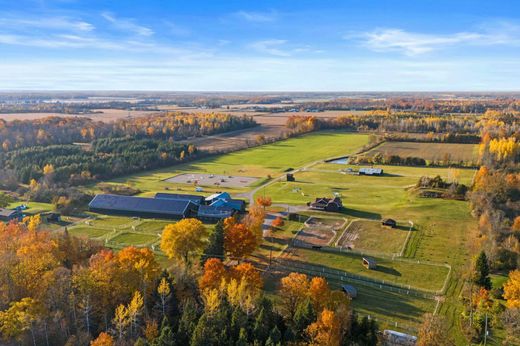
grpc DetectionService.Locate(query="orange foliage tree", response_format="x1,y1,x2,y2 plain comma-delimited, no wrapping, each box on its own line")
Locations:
224,223,258,260
306,308,342,346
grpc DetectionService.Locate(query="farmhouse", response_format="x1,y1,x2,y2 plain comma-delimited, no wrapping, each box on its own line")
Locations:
359,167,383,176
308,196,343,212
89,194,198,219
0,208,21,222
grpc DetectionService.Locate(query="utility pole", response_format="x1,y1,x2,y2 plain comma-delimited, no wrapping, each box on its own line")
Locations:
484,313,488,345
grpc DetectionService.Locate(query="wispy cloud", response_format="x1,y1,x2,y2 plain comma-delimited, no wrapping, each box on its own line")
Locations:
0,16,94,32
354,24,520,55
249,39,290,56
101,12,154,36
234,10,277,23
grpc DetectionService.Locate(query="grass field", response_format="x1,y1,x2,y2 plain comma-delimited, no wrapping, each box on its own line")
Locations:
366,141,478,164
289,248,449,292
337,219,410,255
94,131,370,197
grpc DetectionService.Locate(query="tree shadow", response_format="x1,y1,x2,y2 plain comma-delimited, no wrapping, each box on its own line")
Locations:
374,265,402,277
340,208,381,220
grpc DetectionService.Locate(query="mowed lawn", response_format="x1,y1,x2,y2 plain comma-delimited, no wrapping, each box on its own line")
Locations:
337,219,410,255
366,141,479,164
95,131,370,196
289,248,449,292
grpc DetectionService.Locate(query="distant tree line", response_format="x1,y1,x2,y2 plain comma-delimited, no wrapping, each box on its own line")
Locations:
0,112,256,151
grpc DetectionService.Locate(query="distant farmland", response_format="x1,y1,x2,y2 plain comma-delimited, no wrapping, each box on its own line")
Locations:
367,141,478,164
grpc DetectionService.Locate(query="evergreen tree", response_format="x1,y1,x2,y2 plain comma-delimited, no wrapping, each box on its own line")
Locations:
236,328,248,346
201,220,225,265
230,306,247,342
293,299,316,338
176,299,198,346
268,326,282,345
474,251,492,289
152,318,175,346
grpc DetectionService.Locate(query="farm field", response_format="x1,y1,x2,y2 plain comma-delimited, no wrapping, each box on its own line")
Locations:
98,131,370,197
366,141,479,164
287,247,450,292
336,219,411,255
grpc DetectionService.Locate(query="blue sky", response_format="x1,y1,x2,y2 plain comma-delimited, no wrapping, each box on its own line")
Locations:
1,0,520,91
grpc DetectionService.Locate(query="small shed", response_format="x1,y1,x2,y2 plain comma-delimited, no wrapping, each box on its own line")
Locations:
383,330,417,346
363,257,377,270
359,167,383,176
42,212,61,223
341,284,357,298
287,173,295,182
0,208,22,222
382,218,397,228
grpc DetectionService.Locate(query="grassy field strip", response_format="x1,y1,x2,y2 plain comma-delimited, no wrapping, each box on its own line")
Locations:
285,247,451,294
273,259,436,332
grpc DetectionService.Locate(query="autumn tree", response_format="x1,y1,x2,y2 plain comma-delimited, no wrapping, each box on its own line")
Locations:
504,269,520,308
279,272,310,319
90,332,114,346
224,223,258,260
306,308,341,346
256,196,272,210
417,313,454,346
271,216,284,228
309,277,332,312
160,218,208,267
199,258,228,292
0,297,44,344
157,277,171,317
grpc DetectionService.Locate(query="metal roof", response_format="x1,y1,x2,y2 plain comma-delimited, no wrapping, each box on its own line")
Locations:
89,194,194,217
154,193,204,204
197,205,234,218
0,208,19,217
359,167,383,175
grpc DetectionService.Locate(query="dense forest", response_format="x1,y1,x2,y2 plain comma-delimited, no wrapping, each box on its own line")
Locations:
0,112,256,151
0,207,392,346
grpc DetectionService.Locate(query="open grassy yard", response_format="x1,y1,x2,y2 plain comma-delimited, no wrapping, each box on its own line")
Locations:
92,131,370,197
337,219,410,255
110,232,158,246
288,248,449,292
366,141,478,164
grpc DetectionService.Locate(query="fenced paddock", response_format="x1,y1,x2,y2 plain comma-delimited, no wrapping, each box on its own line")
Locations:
165,173,259,188
293,217,347,246
336,219,411,255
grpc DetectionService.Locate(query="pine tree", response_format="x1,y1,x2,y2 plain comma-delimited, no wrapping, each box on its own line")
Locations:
176,299,198,346
201,220,225,265
474,251,492,289
269,326,282,345
293,299,316,338
236,328,248,346
152,318,174,346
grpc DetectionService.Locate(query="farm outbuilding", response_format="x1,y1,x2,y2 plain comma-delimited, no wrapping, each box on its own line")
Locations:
197,205,235,222
363,257,377,270
89,194,198,219
341,285,357,298
382,218,398,228
359,167,383,176
0,208,21,222
155,193,205,205
287,173,295,182
383,330,417,346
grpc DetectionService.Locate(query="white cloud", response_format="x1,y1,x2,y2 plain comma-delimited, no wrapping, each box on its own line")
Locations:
101,12,153,36
249,39,290,56
0,16,94,32
234,10,277,23
356,25,520,55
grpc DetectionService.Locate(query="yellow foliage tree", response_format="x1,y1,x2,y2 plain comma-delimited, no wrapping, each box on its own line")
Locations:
279,272,310,318
112,304,129,340
504,270,520,308
306,308,341,346
160,218,209,266
43,164,55,175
